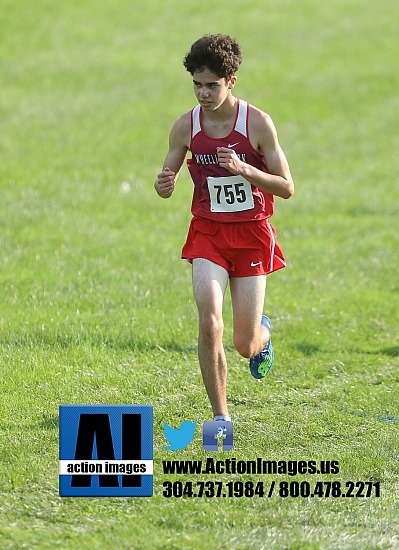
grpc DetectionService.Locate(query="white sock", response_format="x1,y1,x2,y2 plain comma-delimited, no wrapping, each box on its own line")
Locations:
214,415,231,422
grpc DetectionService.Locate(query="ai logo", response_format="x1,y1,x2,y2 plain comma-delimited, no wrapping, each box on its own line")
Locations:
59,405,153,497
202,421,233,451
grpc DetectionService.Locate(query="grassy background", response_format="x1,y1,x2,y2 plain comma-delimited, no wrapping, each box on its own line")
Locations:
1,0,398,548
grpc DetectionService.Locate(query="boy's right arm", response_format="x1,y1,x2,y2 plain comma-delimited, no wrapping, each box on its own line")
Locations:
155,114,190,199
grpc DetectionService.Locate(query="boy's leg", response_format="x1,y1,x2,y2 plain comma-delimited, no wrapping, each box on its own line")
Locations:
192,258,229,417
229,275,269,358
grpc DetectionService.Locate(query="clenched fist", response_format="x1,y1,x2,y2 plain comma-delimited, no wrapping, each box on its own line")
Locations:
217,147,244,175
155,167,176,198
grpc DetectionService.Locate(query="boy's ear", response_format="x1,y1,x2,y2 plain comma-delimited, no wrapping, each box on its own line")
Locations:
228,76,237,89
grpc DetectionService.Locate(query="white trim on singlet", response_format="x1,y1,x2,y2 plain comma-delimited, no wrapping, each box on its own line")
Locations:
191,100,248,139
192,105,201,138
234,100,248,137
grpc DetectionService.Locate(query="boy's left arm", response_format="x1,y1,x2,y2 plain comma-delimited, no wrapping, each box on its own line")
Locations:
217,112,294,199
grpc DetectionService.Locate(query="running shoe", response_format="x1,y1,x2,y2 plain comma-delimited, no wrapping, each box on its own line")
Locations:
249,315,274,379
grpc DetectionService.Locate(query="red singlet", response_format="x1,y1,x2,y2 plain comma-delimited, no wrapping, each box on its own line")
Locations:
186,100,274,222
181,99,286,277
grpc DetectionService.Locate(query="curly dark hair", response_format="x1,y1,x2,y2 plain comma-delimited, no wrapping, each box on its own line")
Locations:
183,34,242,80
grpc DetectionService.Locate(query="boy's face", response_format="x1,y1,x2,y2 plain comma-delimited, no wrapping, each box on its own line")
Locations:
192,68,236,111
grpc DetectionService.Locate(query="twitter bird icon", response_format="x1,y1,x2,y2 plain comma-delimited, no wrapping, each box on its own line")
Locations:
164,421,197,451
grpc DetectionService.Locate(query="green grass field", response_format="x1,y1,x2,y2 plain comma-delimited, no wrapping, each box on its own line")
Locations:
1,0,398,548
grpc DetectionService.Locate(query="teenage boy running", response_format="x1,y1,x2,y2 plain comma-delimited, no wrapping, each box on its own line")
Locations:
155,34,294,422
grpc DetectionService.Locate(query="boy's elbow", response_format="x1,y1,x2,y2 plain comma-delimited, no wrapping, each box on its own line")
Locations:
282,180,294,199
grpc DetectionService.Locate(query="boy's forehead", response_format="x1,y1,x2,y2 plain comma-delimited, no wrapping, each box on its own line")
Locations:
192,69,224,83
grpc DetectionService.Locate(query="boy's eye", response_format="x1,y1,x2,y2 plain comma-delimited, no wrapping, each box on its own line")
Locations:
194,82,219,89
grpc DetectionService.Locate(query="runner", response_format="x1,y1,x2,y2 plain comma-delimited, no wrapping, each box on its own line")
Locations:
155,34,294,421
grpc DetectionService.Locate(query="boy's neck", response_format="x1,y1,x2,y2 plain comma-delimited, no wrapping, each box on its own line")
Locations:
202,94,238,122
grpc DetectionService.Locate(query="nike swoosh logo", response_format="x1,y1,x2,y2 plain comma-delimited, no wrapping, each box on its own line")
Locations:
251,261,262,267
228,142,239,148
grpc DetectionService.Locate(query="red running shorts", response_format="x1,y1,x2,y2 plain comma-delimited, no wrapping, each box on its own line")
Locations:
181,217,286,278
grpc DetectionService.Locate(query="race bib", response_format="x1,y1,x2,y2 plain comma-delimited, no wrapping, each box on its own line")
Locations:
207,175,255,213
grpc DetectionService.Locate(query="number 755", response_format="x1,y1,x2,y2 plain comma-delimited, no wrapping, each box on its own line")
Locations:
214,182,246,205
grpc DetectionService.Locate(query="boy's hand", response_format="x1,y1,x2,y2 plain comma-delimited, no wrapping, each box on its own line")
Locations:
217,147,244,175
155,167,176,198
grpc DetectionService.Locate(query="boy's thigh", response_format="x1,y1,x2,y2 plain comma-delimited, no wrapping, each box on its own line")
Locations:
192,258,229,317
229,275,266,340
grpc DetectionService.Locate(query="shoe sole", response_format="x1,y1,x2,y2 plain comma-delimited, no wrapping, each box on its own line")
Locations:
249,315,273,379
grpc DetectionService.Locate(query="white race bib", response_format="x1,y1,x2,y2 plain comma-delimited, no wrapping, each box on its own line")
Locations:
207,175,255,213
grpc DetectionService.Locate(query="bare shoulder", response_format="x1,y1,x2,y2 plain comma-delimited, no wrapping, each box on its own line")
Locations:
248,104,277,135
170,111,191,148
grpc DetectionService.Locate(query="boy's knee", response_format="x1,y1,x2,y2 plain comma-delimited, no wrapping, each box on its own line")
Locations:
199,314,224,342
234,336,258,359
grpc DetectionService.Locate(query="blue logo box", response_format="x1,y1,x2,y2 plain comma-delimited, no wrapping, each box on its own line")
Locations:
59,405,153,497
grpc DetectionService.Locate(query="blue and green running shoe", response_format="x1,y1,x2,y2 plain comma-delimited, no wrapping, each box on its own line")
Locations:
249,315,274,379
